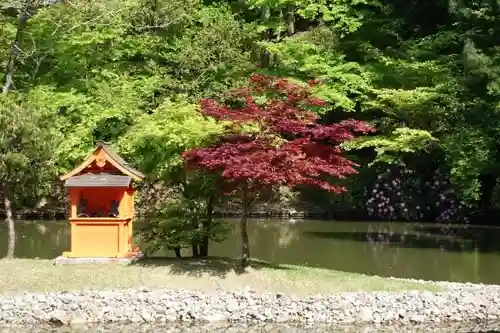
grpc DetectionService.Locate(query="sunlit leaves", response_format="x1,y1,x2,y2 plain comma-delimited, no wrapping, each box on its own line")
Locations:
118,99,224,180
163,4,257,98
0,93,61,207
183,75,374,195
341,127,438,165
5,0,258,173
262,28,370,111
245,0,379,37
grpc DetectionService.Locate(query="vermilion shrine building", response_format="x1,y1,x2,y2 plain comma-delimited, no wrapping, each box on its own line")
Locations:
59,140,144,259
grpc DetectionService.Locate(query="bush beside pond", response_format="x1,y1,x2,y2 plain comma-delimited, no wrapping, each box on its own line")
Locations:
0,284,499,326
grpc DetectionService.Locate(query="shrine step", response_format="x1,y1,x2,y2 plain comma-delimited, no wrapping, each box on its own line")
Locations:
53,253,143,266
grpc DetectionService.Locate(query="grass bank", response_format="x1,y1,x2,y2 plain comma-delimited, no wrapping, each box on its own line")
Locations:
0,257,441,295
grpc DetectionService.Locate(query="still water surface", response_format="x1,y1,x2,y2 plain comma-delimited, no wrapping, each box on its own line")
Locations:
1,219,500,284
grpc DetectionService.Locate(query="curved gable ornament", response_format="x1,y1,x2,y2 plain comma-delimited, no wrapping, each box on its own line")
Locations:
60,141,145,182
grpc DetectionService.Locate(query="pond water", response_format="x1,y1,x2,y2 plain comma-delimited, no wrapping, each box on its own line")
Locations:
1,219,500,284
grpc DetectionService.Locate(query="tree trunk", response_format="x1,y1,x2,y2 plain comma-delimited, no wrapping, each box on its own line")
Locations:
2,2,37,259
479,173,497,210
287,5,295,35
199,194,214,257
2,1,36,94
173,247,181,258
191,244,200,257
240,191,250,267
4,195,16,258
260,5,271,68
191,218,200,257
479,173,498,223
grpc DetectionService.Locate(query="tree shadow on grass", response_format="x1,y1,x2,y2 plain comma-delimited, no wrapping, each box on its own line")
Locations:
130,256,291,278
304,223,500,254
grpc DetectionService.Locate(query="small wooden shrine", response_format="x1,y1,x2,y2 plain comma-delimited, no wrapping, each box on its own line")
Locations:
59,140,145,259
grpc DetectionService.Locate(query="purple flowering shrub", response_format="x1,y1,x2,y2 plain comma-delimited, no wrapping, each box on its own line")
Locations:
364,164,467,223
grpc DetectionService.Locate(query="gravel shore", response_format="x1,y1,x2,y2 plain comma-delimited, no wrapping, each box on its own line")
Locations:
0,279,499,326
1,322,500,333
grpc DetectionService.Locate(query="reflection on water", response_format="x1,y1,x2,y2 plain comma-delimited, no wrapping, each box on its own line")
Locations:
1,219,500,283
0,221,69,259
209,219,500,284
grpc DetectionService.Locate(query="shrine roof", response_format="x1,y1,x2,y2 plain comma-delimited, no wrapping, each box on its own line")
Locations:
60,140,145,181
97,141,145,179
64,174,132,188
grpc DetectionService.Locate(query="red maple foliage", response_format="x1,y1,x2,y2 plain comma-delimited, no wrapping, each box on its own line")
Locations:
182,74,374,264
182,74,375,194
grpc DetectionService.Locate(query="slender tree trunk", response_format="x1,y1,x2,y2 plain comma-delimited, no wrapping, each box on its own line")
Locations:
479,173,498,223
240,213,250,266
190,217,200,257
30,55,46,86
2,1,36,94
240,191,250,267
479,174,496,210
191,243,200,257
287,5,295,35
260,5,271,68
173,247,181,258
4,194,16,258
2,8,37,261
199,194,214,257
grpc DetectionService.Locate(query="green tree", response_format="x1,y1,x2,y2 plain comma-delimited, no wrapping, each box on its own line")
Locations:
0,94,60,258
119,99,227,257
12,0,259,171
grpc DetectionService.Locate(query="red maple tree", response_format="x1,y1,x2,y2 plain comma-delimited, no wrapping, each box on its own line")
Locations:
182,74,374,265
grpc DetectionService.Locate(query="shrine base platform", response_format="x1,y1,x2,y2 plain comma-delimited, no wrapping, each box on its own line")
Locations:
53,253,144,266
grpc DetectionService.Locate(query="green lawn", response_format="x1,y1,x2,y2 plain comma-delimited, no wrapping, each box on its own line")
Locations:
0,257,442,295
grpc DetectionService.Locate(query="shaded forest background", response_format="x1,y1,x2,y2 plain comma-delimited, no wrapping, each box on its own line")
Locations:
2,0,500,225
